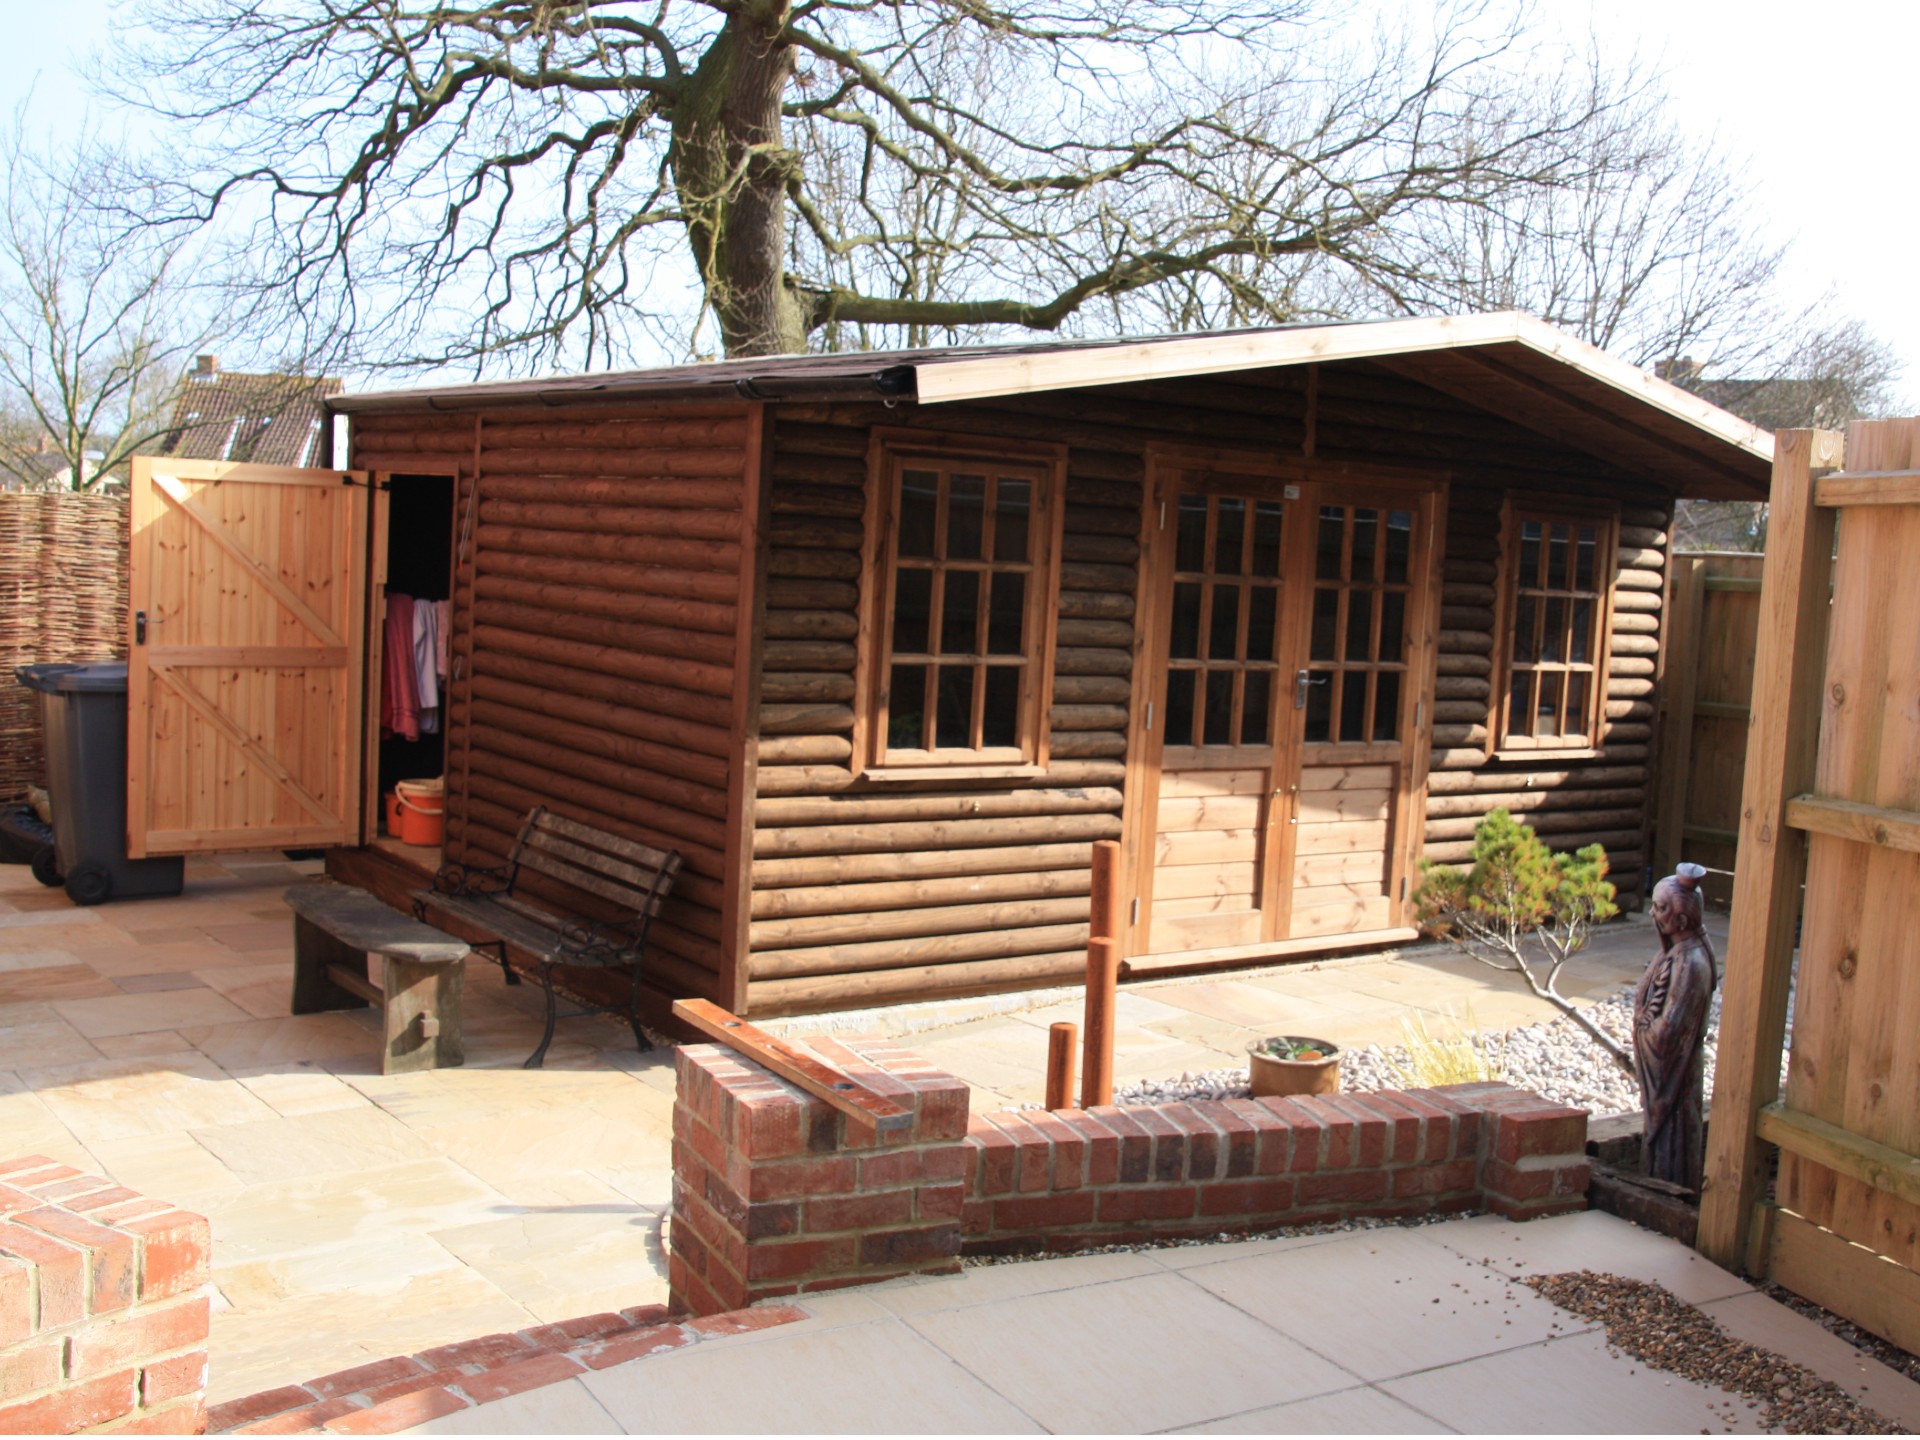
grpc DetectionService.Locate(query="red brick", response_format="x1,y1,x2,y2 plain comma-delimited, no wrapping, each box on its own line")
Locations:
858,1224,960,1267
1297,1170,1389,1206
68,1296,210,1380
688,1303,807,1337
745,1234,857,1283
122,1209,211,1302
1386,1091,1456,1163
1491,1107,1587,1164
1084,1108,1153,1182
671,1187,750,1279
732,1091,806,1161
962,1197,992,1236
0,1254,30,1345
1485,1193,1585,1222
104,1397,210,1433
3,1161,79,1190
35,1176,116,1206
618,1303,672,1327
141,1348,208,1405
452,1351,583,1406
0,1365,137,1433
0,1335,63,1402
208,1384,322,1430
1191,1102,1260,1179
1096,1186,1198,1224
991,1191,1097,1231
65,1186,145,1215
1178,1108,1224,1181
913,1081,971,1143
1056,1111,1122,1186
0,1156,58,1180
1026,1112,1088,1189
322,1385,467,1433
306,1356,433,1401
1129,1107,1191,1182
1295,1097,1357,1169
231,1397,360,1434
517,1312,629,1350
1350,1093,1420,1166
985,1114,1052,1193
805,1188,914,1234
0,1219,87,1329
861,1144,966,1189
916,1183,967,1223
413,1330,536,1373
578,1323,695,1369
1196,1177,1296,1218
0,1183,37,1216
1483,1158,1589,1202
1391,1159,1479,1198
15,1204,139,1314
746,1154,859,1203
359,1366,469,1408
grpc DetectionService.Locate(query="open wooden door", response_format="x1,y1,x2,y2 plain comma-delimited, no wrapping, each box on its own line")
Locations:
127,457,371,856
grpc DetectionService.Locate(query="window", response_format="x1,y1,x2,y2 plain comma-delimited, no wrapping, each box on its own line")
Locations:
1163,494,1288,750
1302,502,1417,744
858,435,1065,773
1494,502,1616,751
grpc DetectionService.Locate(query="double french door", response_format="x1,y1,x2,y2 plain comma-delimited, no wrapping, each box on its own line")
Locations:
1127,453,1439,957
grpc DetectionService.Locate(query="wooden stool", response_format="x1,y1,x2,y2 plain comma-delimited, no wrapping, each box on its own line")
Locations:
286,884,471,1074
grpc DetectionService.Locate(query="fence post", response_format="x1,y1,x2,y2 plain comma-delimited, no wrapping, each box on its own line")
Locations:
1045,1022,1078,1110
1080,839,1123,1109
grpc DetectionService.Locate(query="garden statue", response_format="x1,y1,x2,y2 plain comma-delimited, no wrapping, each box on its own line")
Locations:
1633,862,1718,1192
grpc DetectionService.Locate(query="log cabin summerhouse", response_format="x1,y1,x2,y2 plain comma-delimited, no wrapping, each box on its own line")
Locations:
122,314,1771,1027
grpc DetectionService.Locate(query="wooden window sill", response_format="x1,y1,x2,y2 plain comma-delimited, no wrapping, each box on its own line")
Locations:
1490,746,1605,763
860,763,1048,784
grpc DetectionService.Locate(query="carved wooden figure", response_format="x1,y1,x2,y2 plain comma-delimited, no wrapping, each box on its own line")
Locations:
1633,862,1718,1191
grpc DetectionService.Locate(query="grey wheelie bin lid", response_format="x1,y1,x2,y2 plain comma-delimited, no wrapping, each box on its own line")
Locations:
14,663,128,694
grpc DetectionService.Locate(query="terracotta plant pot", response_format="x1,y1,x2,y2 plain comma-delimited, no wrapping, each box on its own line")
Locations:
1247,1036,1342,1098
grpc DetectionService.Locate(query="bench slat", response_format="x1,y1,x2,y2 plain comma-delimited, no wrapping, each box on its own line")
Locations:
534,809,676,871
517,845,663,915
519,830,674,912
285,884,470,963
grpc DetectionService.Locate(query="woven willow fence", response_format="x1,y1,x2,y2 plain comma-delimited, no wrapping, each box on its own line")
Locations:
0,491,129,801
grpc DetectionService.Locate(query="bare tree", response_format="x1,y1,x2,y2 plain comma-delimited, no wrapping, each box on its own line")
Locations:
0,127,225,491
109,0,1647,367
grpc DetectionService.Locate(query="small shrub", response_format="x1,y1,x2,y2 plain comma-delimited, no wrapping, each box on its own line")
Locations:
1387,1005,1504,1087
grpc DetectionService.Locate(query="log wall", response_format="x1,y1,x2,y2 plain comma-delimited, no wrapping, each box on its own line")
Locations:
350,402,757,1007
746,359,1676,1013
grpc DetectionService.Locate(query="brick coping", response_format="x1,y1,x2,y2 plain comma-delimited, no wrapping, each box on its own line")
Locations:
206,1302,807,1434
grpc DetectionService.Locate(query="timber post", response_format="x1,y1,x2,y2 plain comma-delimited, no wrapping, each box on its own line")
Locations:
1045,1021,1078,1110
1081,840,1123,1107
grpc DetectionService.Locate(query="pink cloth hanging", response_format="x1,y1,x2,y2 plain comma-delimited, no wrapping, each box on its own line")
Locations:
381,593,420,741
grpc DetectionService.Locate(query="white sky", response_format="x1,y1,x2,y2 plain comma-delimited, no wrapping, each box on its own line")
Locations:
4,0,1915,407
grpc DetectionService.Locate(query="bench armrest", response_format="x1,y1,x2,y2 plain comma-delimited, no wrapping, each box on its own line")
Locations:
429,861,513,899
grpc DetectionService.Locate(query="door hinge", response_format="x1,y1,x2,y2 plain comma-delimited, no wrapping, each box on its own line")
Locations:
1145,700,1153,731
1130,897,1140,925
1401,876,1409,901
1415,700,1423,730
1158,500,1167,530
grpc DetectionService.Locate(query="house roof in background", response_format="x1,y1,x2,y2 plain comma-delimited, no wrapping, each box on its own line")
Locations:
149,364,344,468
331,313,1773,499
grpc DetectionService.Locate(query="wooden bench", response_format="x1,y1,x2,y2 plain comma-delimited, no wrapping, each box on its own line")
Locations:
413,807,682,1068
286,883,471,1074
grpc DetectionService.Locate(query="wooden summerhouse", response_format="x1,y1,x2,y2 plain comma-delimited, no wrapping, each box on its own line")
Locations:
121,313,1770,1025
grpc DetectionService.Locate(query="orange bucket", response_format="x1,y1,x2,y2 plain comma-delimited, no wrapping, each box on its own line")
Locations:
394,778,445,846
383,791,403,836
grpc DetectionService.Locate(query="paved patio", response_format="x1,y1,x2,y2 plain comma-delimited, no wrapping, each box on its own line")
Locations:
401,1211,1920,1434
0,853,1752,1413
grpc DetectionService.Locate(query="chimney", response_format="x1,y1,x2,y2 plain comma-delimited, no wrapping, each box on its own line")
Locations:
194,355,219,381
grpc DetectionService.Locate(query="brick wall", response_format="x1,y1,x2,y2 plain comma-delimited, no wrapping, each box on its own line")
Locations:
668,1043,1589,1314
0,1155,212,1435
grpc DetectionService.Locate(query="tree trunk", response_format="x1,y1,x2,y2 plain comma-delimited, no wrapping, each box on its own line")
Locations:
668,3,807,357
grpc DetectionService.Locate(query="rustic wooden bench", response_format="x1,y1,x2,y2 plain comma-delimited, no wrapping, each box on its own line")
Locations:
285,883,471,1074
413,807,682,1068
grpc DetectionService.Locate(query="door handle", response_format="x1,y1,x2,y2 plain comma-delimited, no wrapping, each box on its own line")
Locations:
1294,669,1328,709
134,610,147,646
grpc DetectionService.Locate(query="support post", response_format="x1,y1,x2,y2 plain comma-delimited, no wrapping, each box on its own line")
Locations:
1045,1022,1078,1110
1697,428,1844,1267
1081,840,1124,1109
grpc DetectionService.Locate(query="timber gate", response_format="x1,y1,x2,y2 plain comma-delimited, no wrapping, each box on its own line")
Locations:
1699,419,1920,1354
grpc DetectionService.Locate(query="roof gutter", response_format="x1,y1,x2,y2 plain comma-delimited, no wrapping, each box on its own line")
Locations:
325,363,919,415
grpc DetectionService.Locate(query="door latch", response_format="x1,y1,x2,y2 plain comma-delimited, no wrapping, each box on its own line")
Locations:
134,610,148,645
1294,669,1328,709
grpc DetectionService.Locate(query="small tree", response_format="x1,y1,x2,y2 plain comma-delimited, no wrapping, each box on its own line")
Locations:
1413,809,1631,1075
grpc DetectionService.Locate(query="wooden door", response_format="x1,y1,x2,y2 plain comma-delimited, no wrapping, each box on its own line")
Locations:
127,457,370,856
1131,460,1438,958
1279,489,1438,939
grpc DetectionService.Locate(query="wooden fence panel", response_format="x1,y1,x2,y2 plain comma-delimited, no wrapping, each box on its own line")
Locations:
1699,419,1920,1357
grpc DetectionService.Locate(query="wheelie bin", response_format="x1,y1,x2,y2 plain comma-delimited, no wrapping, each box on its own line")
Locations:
13,663,184,905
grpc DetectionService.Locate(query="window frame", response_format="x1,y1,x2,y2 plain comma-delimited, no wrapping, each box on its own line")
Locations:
1489,496,1619,757
852,429,1069,779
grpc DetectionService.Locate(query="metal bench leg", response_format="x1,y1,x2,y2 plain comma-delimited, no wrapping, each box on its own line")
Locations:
524,960,561,1069
472,937,518,986
627,968,653,1055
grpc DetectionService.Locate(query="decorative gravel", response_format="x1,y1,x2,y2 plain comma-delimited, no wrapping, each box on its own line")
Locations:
1526,1270,1900,1434
962,1208,1475,1266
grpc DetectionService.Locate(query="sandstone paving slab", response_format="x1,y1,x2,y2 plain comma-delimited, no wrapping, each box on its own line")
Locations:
0,945,79,973
91,1029,195,1058
110,970,213,993
868,1248,1164,1319
81,1130,247,1206
1181,1225,1592,1383
1699,1290,1920,1431
20,1048,277,1142
0,1001,104,1067
190,1102,435,1183
1142,977,1345,1029
232,1064,377,1118
0,960,120,1002
52,983,252,1037
1431,1209,1752,1307
1148,1228,1369,1271
406,1376,624,1434
582,1315,1043,1434
62,937,261,976
1172,1383,1453,1433
428,1207,669,1323
1379,1329,1766,1433
181,1011,381,1070
904,1267,1358,1433
0,1068,100,1171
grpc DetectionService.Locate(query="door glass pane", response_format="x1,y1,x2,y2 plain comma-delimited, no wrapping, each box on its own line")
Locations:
1215,499,1246,576
935,665,975,749
1540,597,1565,663
1165,669,1196,747
1513,594,1536,664
1351,508,1379,581
1345,589,1373,662
1509,673,1532,738
947,474,985,559
1379,590,1405,660
1520,520,1541,586
987,572,1025,655
1242,670,1272,747
1569,598,1592,664
1384,510,1412,584
1170,581,1201,660
1534,671,1562,738
1305,673,1331,743
1340,670,1368,742
1310,588,1339,661
994,479,1030,562
941,570,980,654
892,568,931,654
1204,669,1235,746
1574,524,1597,590
889,663,928,748
1372,669,1401,741
1252,502,1285,577
1176,496,1208,571
899,471,938,557
1317,508,1345,580
1546,524,1570,590
1210,584,1241,660
1247,586,1277,662
982,666,1020,747
1565,670,1590,738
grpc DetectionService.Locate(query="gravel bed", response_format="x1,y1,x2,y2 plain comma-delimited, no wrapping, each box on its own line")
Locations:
1525,1270,1900,1434
1757,1282,1920,1388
